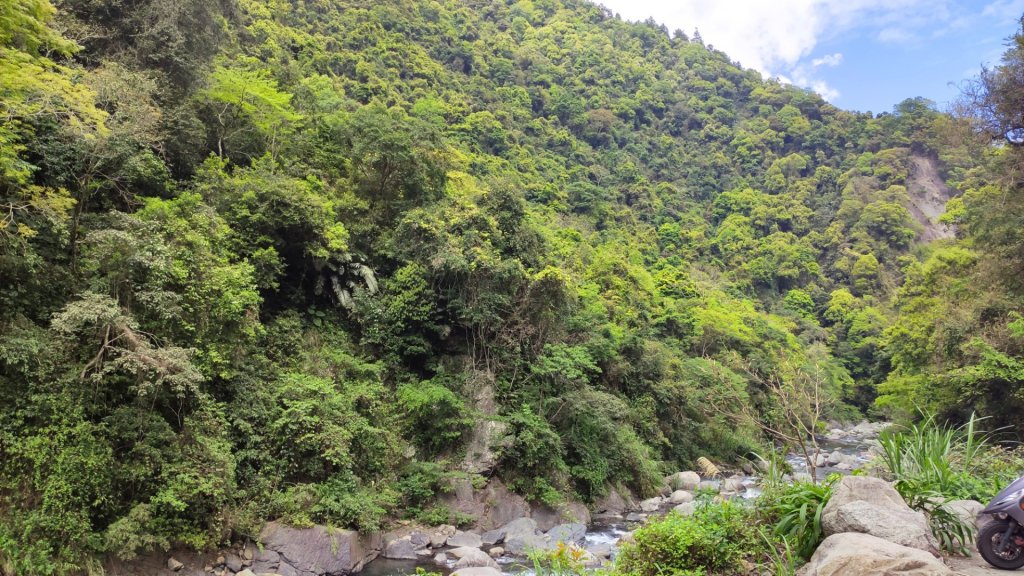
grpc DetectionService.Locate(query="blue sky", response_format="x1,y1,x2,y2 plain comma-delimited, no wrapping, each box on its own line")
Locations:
598,0,1024,113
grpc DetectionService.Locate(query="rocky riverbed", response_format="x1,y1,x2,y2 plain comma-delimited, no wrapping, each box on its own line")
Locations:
111,421,899,576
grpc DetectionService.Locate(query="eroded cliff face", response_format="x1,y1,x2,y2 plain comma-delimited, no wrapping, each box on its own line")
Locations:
907,154,956,242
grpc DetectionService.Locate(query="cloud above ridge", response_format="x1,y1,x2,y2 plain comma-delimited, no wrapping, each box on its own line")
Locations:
597,0,964,102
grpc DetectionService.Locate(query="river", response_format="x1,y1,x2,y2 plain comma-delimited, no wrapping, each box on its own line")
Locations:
361,429,882,576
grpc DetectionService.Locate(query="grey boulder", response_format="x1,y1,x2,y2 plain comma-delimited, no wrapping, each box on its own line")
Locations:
259,521,382,575
447,531,483,549
481,528,506,546
798,532,952,575
638,497,663,512
451,568,502,576
666,471,701,491
821,476,938,554
546,523,586,544
668,490,694,504
449,547,499,569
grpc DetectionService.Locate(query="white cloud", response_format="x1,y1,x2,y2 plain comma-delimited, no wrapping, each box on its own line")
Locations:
877,26,915,44
983,0,1024,22
811,53,844,67
597,0,960,102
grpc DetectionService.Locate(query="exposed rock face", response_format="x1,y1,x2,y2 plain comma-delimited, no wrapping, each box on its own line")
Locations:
797,533,953,575
461,374,507,475
532,502,591,531
821,476,938,554
440,477,531,530
258,522,382,576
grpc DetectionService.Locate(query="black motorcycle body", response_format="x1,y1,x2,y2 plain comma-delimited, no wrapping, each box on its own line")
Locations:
979,474,1024,569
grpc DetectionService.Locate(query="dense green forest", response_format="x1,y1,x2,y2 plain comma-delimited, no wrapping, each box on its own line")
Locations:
3,0,1024,572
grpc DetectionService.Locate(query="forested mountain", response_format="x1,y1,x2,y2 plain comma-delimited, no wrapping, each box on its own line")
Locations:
2,0,1022,572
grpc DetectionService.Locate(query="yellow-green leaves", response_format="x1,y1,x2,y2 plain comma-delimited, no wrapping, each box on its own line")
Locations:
0,0,106,246
200,65,301,158
0,0,77,56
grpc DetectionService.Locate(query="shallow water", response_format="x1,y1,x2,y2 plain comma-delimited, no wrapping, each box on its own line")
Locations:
362,433,880,575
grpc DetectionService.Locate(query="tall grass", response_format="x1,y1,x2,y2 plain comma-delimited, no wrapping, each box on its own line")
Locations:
878,412,991,499
877,412,991,554
749,449,789,493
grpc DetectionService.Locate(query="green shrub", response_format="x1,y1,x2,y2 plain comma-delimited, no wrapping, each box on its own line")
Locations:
497,404,570,502
877,412,990,553
615,501,760,576
528,542,590,576
761,475,837,559
270,476,398,533
397,377,472,455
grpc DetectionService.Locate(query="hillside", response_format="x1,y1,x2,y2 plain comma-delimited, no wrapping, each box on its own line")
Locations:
2,0,1020,572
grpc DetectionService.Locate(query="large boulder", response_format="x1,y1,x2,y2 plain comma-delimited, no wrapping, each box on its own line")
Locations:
501,517,549,555
666,471,701,491
383,527,429,560
450,548,499,569
798,533,953,575
673,502,696,516
720,477,744,493
481,528,505,546
430,525,456,548
502,517,539,542
259,522,382,575
451,568,502,576
821,476,938,554
447,531,483,549
252,549,282,574
946,499,985,529
668,490,694,504
383,537,419,560
592,488,634,516
546,523,586,545
638,497,663,512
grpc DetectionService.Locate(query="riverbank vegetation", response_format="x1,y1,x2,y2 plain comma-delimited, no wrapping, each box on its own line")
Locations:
4,0,1024,573
614,415,1024,575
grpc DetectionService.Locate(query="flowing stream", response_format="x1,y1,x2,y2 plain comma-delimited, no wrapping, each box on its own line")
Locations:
362,431,881,576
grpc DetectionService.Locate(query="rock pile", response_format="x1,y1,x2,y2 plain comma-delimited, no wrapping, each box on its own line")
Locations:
800,476,953,575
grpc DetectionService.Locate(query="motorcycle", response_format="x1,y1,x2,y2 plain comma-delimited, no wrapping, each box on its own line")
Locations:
979,474,1024,569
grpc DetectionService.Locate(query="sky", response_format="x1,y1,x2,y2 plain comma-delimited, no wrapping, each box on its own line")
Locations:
597,0,1024,113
